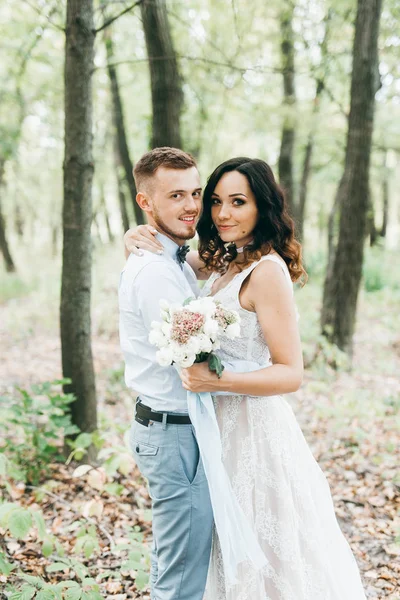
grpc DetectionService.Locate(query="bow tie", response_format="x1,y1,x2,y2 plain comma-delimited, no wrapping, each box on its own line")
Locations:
176,244,190,265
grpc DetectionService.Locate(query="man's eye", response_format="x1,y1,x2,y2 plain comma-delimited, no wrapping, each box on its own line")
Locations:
172,194,181,199
193,191,201,197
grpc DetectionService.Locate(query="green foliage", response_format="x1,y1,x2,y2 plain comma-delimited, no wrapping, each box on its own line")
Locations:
0,273,36,303
0,380,79,484
118,526,150,590
362,247,399,293
0,380,150,596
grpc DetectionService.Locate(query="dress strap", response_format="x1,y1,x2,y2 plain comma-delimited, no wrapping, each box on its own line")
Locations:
238,254,293,292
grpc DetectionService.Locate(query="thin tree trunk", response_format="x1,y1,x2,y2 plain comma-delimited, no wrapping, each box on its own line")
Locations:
113,139,130,233
298,79,325,241
0,160,16,273
297,138,312,242
367,190,378,246
104,28,144,225
298,12,331,242
15,203,24,238
51,226,58,258
92,211,103,243
278,1,296,219
141,0,183,148
321,0,383,354
99,182,114,242
380,151,389,238
61,0,97,437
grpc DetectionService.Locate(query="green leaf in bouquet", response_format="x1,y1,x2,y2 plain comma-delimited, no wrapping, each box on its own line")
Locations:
195,352,209,363
183,296,195,306
208,353,224,378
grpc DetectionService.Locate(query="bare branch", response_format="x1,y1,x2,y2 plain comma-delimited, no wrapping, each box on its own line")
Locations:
94,0,144,34
95,54,284,75
22,0,65,32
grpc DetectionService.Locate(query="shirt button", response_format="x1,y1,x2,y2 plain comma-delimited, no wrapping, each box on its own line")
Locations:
136,445,139,452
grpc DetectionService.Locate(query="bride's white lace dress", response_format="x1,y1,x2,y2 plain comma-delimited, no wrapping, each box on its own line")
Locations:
201,255,366,600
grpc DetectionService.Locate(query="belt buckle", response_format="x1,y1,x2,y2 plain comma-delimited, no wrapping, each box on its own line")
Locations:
136,414,149,427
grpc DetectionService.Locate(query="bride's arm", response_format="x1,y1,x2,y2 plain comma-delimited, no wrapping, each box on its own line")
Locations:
123,226,209,280
180,260,303,396
186,250,210,280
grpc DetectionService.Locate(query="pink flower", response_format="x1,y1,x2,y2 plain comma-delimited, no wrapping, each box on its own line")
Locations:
171,309,205,345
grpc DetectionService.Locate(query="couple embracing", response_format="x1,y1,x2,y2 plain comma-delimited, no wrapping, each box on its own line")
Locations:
118,147,366,600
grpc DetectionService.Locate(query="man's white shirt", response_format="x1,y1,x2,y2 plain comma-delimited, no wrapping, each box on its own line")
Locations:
119,233,199,413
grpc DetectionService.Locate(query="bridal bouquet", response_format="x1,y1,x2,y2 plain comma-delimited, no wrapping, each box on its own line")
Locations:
149,296,241,376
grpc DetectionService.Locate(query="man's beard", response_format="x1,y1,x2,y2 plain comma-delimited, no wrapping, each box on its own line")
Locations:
152,207,197,241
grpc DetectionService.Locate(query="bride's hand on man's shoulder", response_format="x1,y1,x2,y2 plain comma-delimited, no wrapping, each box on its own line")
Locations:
124,224,163,256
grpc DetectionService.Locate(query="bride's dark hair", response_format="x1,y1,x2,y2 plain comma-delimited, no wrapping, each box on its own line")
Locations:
197,157,307,283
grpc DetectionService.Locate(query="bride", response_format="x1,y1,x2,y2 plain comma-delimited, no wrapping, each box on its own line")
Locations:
125,157,366,599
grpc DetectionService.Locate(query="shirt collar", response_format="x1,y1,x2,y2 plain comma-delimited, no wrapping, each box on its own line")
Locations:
156,232,186,261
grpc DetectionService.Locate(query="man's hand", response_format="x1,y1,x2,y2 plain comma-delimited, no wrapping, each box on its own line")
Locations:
180,362,224,393
124,225,164,258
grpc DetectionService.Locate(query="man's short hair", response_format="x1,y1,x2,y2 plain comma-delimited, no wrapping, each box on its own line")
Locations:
133,147,197,192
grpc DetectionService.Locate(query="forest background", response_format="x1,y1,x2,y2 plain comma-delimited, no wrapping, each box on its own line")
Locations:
0,0,399,598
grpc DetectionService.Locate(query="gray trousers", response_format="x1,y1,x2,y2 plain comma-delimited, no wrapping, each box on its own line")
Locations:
130,413,213,600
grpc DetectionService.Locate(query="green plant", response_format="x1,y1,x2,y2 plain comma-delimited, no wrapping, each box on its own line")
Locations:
0,380,79,484
117,526,150,590
362,247,392,292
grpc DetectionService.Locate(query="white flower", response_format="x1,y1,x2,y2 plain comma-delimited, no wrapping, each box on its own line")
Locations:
187,297,216,318
148,329,167,348
197,333,213,353
212,339,220,350
180,354,196,368
225,322,241,339
169,342,188,363
156,347,174,367
203,318,219,340
161,322,172,337
185,336,201,355
159,299,170,310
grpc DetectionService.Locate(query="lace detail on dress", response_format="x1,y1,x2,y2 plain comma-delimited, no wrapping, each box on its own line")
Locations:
201,256,366,600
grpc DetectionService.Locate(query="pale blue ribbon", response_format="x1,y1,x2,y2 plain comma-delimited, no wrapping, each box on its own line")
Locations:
187,372,268,585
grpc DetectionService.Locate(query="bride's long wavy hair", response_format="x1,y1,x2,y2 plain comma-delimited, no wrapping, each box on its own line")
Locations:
197,157,307,283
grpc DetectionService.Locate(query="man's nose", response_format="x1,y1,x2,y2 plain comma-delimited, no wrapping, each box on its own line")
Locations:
184,195,199,212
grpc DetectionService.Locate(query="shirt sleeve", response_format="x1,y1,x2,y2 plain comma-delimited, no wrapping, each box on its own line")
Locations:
134,262,192,331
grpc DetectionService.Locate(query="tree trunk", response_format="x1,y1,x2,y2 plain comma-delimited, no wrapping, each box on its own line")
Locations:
104,28,145,225
113,138,130,233
278,1,296,219
0,160,16,273
99,182,114,242
321,0,383,354
61,0,97,436
297,137,312,243
380,151,389,238
141,0,183,148
51,225,58,258
297,11,331,242
367,190,378,246
0,204,16,273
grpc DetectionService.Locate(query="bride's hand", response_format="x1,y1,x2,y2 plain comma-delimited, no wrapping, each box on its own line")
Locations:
124,224,163,256
180,362,220,393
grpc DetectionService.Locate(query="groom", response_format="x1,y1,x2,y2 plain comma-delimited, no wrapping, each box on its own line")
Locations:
118,147,213,600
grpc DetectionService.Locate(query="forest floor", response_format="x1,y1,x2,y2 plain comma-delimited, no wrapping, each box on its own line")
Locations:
0,245,399,599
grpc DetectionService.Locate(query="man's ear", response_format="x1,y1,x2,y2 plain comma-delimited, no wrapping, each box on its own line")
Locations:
136,192,152,213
